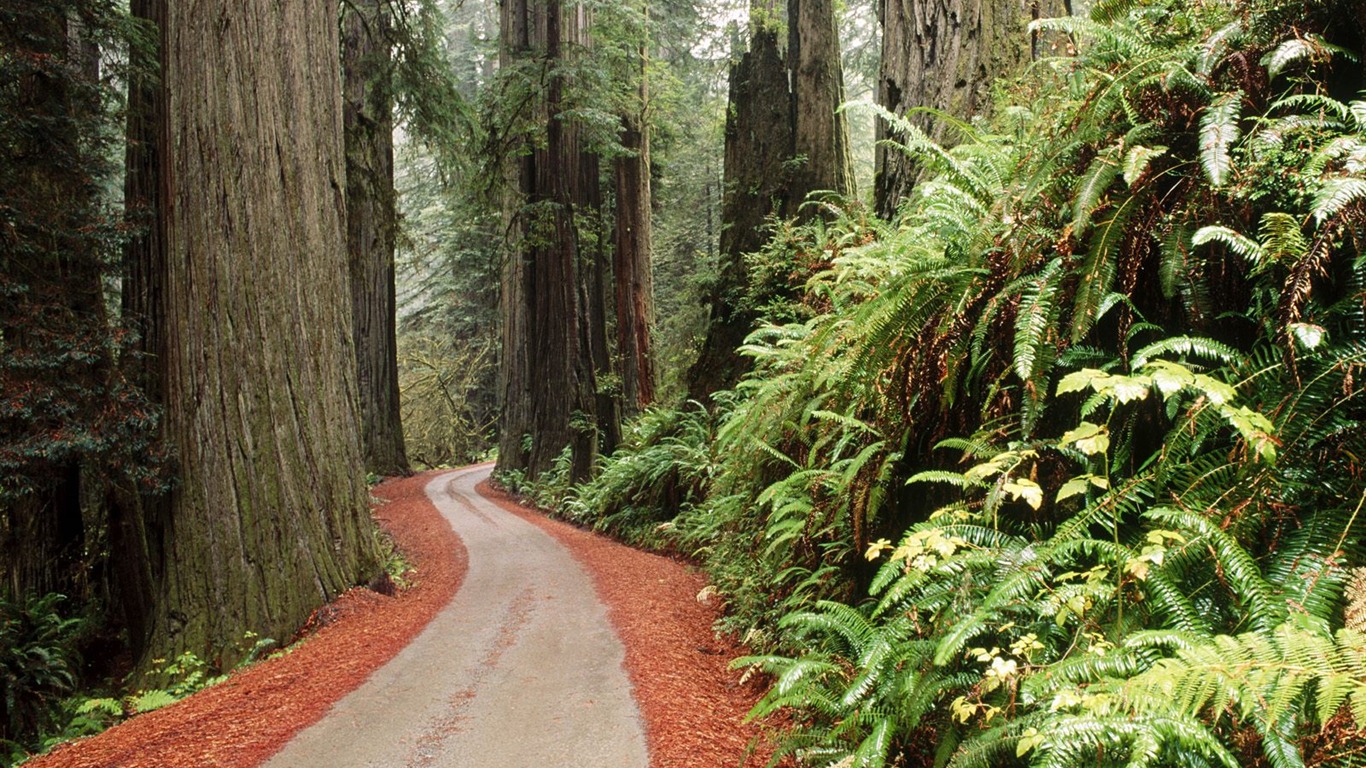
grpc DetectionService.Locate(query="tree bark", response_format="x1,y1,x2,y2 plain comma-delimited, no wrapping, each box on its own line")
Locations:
127,0,379,669
113,0,169,651
496,0,599,481
495,0,534,474
613,29,656,416
787,0,857,213
343,0,409,477
874,0,1068,217
686,26,793,400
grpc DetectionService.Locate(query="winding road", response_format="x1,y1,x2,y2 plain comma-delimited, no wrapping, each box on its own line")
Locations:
265,465,650,767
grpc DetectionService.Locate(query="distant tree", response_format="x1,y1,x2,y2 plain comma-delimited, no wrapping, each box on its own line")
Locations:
121,0,379,669
0,1,161,600
613,1,657,417
687,0,854,401
343,0,409,477
787,0,857,211
495,0,595,480
495,0,658,480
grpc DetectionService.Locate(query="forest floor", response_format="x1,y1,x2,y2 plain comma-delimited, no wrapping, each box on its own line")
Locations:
31,465,776,767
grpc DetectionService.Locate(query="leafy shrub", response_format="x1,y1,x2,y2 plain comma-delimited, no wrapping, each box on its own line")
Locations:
561,402,717,548
0,593,83,761
398,335,496,468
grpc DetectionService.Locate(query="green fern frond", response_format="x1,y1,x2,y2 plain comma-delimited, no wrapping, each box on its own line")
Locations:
1197,21,1243,74
1313,177,1366,224
1147,506,1283,631
1132,335,1241,369
1073,147,1124,237
1088,0,1145,24
1260,212,1309,264
1200,91,1243,188
1192,223,1264,263
1071,194,1138,342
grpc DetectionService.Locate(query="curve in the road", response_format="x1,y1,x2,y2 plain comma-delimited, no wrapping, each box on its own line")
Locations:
265,464,650,767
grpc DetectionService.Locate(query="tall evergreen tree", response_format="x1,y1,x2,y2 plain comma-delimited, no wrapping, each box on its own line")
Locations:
496,0,657,480
687,0,854,400
613,2,657,416
343,0,409,477
122,0,379,668
496,0,593,480
873,0,1068,217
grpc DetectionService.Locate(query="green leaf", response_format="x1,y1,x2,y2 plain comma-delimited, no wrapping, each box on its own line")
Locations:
1200,91,1243,188
129,689,178,713
1193,224,1264,264
1123,145,1168,186
1058,368,1108,396
1060,422,1107,452
1312,177,1366,224
1104,375,1151,404
1289,323,1326,350
1004,479,1044,509
1057,476,1091,502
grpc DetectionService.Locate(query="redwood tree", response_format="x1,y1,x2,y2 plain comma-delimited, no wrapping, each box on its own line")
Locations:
497,0,591,480
123,0,379,668
613,6,656,417
874,0,1069,217
494,0,652,478
687,0,854,400
343,0,409,477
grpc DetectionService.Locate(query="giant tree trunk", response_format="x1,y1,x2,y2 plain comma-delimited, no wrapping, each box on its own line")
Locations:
127,0,379,669
114,0,169,651
497,0,599,481
495,0,534,474
344,0,409,477
688,0,853,401
582,148,620,460
874,0,1069,217
613,32,656,416
686,27,793,400
787,0,857,212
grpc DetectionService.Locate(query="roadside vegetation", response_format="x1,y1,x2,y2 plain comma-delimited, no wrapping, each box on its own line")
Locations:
535,0,1366,764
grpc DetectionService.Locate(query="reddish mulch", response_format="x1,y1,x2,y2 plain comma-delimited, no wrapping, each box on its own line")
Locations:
30,470,468,768
478,481,778,768
31,467,777,768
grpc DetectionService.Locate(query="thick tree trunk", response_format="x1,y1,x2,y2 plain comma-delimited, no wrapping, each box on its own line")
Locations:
687,0,855,401
686,25,794,400
582,150,620,460
343,0,409,478
613,39,656,416
874,0,1068,217
114,0,169,651
787,0,857,212
496,0,534,474
497,0,599,481
128,0,379,669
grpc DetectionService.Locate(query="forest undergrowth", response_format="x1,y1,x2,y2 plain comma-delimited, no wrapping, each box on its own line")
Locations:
533,0,1366,765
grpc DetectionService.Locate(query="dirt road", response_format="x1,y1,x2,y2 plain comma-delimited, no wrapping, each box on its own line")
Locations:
264,465,649,767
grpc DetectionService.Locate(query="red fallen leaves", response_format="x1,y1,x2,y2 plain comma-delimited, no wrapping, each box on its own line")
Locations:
33,467,776,768
30,470,468,768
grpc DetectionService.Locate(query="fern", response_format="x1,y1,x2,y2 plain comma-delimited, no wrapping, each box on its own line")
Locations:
1200,91,1243,188
1313,177,1366,224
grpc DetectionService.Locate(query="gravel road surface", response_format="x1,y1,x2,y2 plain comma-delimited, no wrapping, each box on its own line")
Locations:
265,465,649,767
